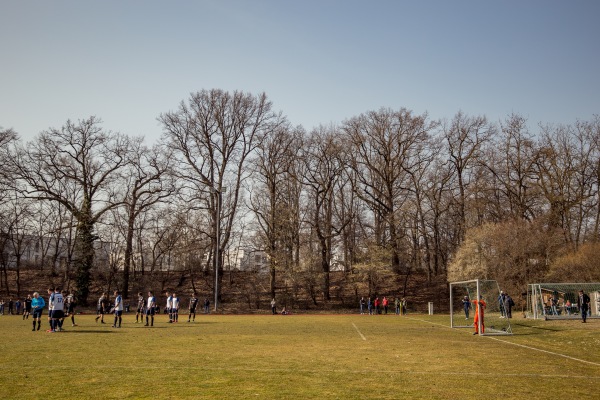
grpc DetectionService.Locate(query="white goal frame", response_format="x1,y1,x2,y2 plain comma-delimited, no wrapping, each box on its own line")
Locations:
449,279,513,336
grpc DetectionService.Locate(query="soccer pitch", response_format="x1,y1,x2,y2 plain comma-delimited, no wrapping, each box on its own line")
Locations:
0,313,598,399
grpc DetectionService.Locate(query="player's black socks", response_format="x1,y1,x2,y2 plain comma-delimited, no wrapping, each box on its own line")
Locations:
37,321,41,330
32,321,36,330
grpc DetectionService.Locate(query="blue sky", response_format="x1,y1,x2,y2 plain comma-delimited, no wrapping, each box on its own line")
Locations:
1,0,599,143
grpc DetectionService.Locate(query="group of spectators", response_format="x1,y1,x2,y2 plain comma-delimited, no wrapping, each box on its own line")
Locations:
359,296,407,315
0,297,26,316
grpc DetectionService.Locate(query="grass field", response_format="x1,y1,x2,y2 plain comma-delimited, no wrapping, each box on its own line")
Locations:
0,311,598,399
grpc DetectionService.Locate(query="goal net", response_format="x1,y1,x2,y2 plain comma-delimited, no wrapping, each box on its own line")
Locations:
526,282,600,320
449,279,512,335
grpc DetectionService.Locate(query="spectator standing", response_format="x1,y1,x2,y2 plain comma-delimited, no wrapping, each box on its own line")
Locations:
15,299,21,315
503,293,515,319
578,290,591,323
551,296,559,316
359,297,366,315
462,296,471,319
498,291,506,318
271,298,276,315
8,299,14,315
382,297,389,314
395,297,400,315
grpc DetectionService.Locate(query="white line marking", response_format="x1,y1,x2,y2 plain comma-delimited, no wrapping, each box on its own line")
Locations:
485,336,600,367
352,322,366,341
407,316,600,367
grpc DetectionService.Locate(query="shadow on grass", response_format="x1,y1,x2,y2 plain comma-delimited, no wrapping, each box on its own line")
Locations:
511,322,563,333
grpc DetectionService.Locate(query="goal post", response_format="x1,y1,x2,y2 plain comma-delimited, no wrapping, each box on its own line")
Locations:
527,282,600,320
449,279,512,335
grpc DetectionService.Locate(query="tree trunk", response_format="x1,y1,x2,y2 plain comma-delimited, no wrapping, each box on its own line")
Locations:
74,218,96,306
122,205,136,300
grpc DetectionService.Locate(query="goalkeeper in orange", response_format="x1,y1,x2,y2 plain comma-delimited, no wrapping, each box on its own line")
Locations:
472,296,486,335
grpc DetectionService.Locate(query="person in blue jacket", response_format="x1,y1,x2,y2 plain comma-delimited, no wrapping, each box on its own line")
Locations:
31,292,45,331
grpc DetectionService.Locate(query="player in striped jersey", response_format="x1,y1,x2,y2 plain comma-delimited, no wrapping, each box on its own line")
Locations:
135,292,145,323
65,291,77,326
188,292,198,322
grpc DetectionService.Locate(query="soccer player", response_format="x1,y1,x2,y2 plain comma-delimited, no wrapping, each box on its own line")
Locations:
112,290,123,328
145,291,156,327
48,287,65,332
95,293,107,323
31,292,45,331
165,291,173,323
135,292,145,323
472,296,486,335
188,292,198,322
65,291,77,326
171,292,180,323
23,294,32,320
203,297,210,314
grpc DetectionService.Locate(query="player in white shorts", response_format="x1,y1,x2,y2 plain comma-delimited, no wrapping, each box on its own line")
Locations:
112,290,123,328
171,293,180,323
165,291,173,323
145,291,156,327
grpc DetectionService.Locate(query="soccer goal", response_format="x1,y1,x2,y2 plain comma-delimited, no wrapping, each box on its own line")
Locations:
526,282,600,320
449,279,512,335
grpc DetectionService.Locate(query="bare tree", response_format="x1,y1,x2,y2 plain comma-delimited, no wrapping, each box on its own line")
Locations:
119,139,176,299
8,117,130,304
344,108,437,274
160,89,283,305
443,112,494,243
249,124,304,298
301,125,350,301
